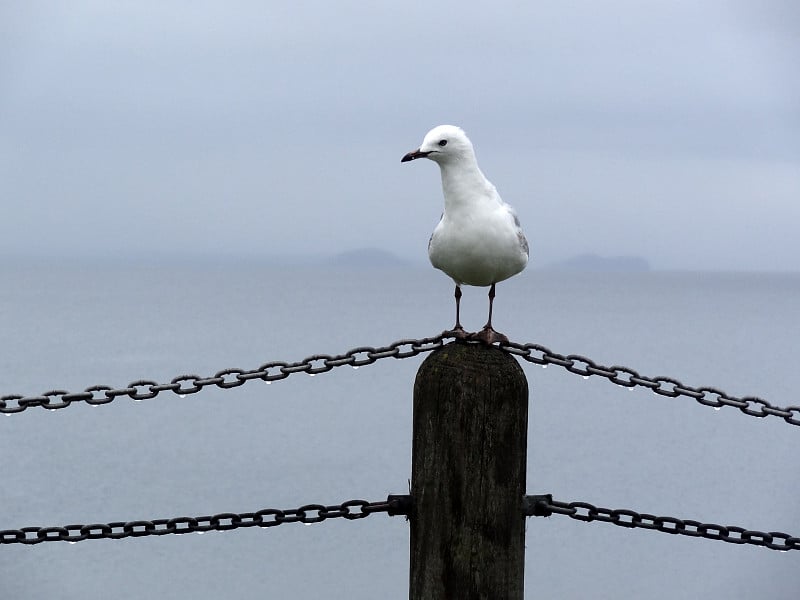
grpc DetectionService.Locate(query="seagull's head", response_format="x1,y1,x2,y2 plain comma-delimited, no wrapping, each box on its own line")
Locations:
401,125,474,166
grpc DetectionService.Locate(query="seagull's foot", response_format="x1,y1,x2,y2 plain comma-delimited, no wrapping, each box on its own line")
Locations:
442,325,470,340
469,326,509,345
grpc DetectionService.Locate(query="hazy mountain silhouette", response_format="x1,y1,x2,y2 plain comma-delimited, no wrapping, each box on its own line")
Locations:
546,253,651,272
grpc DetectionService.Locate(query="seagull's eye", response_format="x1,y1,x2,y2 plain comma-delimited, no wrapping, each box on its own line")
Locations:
438,139,447,147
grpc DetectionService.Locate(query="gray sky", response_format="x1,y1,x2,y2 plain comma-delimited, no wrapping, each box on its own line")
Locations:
1,0,798,270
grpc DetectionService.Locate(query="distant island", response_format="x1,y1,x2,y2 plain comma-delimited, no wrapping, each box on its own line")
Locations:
327,247,412,267
545,253,651,272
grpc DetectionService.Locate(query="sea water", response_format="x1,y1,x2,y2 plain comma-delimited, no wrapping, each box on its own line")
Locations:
2,262,798,599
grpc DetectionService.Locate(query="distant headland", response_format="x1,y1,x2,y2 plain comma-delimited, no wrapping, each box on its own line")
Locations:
544,253,651,272
326,247,412,267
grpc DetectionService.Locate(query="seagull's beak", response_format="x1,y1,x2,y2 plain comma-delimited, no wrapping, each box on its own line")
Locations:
401,148,431,163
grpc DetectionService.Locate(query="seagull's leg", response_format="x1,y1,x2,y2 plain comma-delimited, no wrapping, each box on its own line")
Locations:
486,282,496,329
444,284,468,339
472,283,508,344
454,285,463,330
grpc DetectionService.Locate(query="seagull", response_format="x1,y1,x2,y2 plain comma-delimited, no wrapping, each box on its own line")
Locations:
401,125,529,344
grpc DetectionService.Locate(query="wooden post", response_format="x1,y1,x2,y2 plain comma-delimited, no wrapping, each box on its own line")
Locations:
410,341,528,600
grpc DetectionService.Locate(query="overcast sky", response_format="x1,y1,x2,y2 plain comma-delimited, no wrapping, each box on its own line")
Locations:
1,0,798,270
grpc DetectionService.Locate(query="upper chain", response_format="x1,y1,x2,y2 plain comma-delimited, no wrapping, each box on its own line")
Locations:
2,336,797,427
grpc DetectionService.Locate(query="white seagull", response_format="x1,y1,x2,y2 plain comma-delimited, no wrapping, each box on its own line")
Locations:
402,125,529,344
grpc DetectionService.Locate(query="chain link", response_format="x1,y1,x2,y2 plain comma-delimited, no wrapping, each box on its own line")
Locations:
525,494,800,552
0,495,412,545
501,341,800,427
0,336,446,414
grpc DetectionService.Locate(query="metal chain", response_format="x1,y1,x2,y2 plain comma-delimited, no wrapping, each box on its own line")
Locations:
501,341,800,427
0,336,446,414
0,495,412,545
8,491,796,552
3,336,796,428
525,494,800,552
